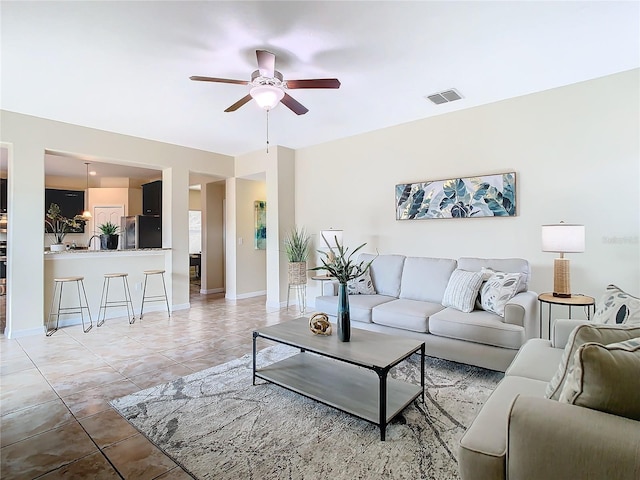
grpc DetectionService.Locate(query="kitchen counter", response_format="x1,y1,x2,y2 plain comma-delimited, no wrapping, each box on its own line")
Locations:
45,248,170,257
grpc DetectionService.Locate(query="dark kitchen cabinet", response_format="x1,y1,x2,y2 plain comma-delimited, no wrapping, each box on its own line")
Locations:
142,180,162,215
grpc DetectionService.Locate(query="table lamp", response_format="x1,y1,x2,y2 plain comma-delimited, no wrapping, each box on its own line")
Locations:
320,229,343,264
541,222,585,298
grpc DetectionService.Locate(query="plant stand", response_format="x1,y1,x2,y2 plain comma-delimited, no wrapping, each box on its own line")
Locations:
287,262,307,313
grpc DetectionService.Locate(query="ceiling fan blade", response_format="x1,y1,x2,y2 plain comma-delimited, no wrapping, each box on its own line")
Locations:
224,94,253,112
256,50,276,78
286,78,341,89
190,76,248,85
281,93,309,115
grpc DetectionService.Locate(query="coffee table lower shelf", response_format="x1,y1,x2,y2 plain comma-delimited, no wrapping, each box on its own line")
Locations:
254,352,422,439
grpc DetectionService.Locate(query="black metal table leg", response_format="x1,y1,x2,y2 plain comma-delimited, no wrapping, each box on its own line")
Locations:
377,367,388,441
420,343,425,403
252,331,258,386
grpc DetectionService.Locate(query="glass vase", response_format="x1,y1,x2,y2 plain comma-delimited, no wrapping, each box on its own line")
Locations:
337,282,351,342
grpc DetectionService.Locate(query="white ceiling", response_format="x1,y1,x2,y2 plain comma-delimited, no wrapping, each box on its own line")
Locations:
1,1,638,158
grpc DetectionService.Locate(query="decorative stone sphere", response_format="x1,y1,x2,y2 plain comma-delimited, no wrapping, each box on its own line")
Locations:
309,312,332,336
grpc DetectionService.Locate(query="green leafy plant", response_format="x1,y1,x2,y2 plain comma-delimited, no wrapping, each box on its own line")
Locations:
98,221,119,235
284,226,310,263
310,239,375,284
45,203,84,244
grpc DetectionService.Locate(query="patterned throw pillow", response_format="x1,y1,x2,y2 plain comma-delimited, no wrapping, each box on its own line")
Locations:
479,270,523,317
441,269,484,313
592,284,640,325
558,337,640,421
545,324,640,400
347,269,375,295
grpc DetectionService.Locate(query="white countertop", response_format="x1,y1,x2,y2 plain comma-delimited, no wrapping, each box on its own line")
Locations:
44,248,170,258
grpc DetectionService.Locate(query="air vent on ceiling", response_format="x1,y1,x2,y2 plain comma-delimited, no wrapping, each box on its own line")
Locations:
426,88,463,105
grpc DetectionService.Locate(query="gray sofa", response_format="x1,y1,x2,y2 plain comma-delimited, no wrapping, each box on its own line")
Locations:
314,254,539,372
459,319,640,480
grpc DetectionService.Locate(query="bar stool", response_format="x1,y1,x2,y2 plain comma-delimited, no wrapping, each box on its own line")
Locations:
46,276,92,336
98,273,136,327
140,269,170,319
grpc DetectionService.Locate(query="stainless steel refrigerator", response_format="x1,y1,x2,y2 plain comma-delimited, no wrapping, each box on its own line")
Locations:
121,215,162,249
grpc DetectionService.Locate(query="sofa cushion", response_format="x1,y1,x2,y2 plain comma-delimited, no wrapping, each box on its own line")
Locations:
458,376,548,480
347,269,375,295
442,269,484,313
479,270,524,317
592,284,640,325
399,256,457,303
505,338,564,382
359,253,405,298
371,299,444,333
545,323,640,400
429,308,524,349
314,294,396,324
457,257,530,292
559,338,640,420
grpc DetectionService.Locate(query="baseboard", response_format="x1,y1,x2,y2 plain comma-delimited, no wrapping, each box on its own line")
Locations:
227,290,267,300
5,325,45,339
171,303,190,311
200,287,224,294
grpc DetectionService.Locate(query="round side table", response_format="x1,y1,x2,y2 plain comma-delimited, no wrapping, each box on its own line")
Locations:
538,293,595,339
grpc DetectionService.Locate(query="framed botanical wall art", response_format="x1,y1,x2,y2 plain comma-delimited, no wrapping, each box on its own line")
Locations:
254,200,267,249
396,172,516,220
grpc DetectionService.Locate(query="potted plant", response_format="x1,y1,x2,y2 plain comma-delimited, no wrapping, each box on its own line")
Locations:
310,240,375,342
45,203,84,251
284,227,311,286
98,221,120,250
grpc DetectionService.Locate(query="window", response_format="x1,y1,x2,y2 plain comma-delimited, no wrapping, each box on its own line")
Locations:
189,210,201,254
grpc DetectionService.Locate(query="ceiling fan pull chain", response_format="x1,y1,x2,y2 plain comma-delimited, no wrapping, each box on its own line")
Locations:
266,109,270,154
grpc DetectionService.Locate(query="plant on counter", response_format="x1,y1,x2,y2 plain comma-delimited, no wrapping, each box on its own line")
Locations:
98,221,119,235
45,203,84,245
98,221,120,250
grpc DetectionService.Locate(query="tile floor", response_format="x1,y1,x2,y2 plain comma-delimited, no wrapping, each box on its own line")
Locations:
1,284,301,479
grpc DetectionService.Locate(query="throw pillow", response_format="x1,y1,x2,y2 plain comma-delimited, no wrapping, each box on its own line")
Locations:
347,269,375,295
592,284,640,325
441,269,484,313
479,270,523,317
475,267,497,309
558,337,640,421
544,323,640,400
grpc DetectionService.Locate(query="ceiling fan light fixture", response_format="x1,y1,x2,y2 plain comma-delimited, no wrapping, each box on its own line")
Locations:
250,85,284,110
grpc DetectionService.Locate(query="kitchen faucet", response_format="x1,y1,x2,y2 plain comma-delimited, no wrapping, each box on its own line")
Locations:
87,235,101,250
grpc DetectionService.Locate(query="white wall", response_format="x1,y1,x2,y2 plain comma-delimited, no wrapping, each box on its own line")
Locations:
296,69,640,304
235,178,267,297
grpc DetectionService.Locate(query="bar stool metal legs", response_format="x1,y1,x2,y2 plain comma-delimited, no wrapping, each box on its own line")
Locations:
46,276,93,336
98,273,136,327
140,269,170,319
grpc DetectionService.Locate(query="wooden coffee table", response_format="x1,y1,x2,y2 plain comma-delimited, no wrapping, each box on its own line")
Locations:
252,317,425,441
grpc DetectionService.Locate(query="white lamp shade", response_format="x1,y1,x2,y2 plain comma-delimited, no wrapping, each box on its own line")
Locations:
541,224,585,253
320,230,343,249
250,85,284,110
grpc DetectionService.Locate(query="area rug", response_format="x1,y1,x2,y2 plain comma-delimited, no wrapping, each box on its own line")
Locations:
111,344,503,480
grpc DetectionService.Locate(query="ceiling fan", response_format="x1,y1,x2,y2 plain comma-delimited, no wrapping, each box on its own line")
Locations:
190,49,340,115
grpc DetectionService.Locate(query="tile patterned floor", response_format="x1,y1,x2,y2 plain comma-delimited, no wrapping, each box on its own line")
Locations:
0,286,301,479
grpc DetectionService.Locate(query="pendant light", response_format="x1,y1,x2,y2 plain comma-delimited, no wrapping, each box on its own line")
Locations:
80,162,92,220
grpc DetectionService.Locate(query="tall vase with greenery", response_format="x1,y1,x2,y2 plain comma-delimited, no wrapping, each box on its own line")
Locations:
45,203,84,251
310,240,374,342
284,226,311,286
